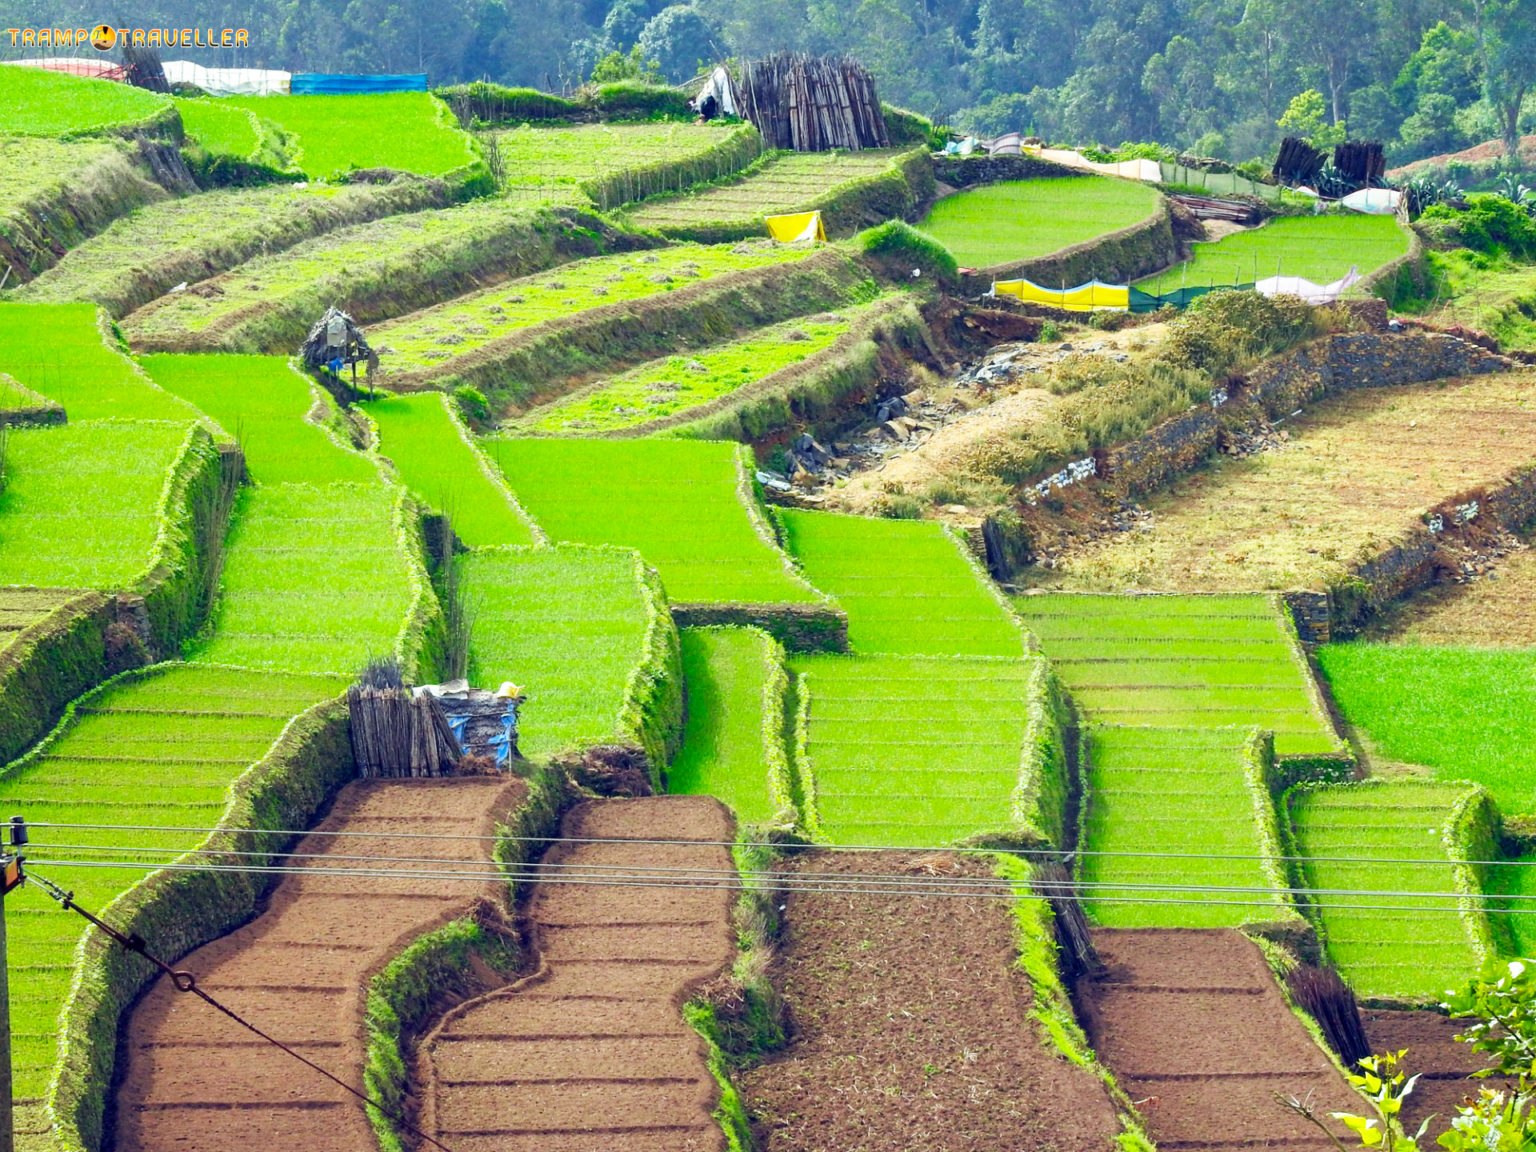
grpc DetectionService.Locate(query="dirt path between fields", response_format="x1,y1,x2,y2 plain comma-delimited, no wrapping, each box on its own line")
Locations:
739,850,1121,1152
419,795,736,1152
1080,929,1363,1151
110,775,525,1152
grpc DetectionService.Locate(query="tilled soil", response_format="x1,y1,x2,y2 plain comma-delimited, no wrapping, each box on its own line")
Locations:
1362,1007,1515,1139
420,796,736,1152
739,850,1120,1152
1080,929,1362,1151
110,775,525,1152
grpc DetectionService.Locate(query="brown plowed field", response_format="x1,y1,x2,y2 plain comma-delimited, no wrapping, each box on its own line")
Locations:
420,796,736,1152
1080,929,1362,1151
1362,1007,1515,1140
110,775,525,1152
739,850,1121,1152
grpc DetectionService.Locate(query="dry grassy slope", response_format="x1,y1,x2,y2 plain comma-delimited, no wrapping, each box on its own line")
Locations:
1364,537,1536,646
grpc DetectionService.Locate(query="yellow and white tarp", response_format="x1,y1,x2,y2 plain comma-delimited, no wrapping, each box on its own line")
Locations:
990,277,1129,312
765,211,826,243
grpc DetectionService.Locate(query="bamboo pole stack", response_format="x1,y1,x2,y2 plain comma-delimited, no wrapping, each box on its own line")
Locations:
347,685,462,777
738,53,891,152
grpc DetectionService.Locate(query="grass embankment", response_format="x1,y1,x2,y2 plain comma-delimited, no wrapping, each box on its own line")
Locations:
1394,249,1536,351
526,308,862,434
0,421,195,588
364,391,535,547
491,439,821,605
792,651,1038,845
670,627,786,823
142,353,376,485
916,176,1160,268
620,148,910,233
0,65,171,136
1081,726,1282,928
1038,372,1536,592
1,665,344,1107
1289,780,1484,999
461,545,656,760
1317,644,1536,816
1016,593,1339,757
225,92,477,180
1136,214,1410,289
17,180,455,317
174,97,292,178
0,589,75,656
778,508,1024,655
371,241,805,377
0,303,200,421
491,121,745,205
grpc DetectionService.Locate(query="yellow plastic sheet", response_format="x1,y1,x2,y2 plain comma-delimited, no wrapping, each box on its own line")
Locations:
991,277,1129,311
765,211,826,242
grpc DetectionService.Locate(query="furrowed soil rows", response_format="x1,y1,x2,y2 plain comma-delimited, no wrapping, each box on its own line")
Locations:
420,796,735,1152
739,850,1120,1151
111,775,524,1152
1080,929,1359,1151
1361,1008,1515,1140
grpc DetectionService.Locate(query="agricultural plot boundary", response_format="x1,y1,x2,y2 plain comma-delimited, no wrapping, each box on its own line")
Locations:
0,374,64,427
980,195,1176,289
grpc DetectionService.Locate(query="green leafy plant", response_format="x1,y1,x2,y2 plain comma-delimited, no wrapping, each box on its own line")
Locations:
590,45,663,84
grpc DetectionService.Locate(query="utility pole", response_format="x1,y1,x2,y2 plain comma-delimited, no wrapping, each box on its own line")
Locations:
1,816,27,1152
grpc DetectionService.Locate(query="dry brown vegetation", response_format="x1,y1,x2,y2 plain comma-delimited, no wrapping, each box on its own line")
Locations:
1365,534,1536,646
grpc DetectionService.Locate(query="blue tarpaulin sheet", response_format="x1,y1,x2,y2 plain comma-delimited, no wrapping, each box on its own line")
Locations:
290,73,428,94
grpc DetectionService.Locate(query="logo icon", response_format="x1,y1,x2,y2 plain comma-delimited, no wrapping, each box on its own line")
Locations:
89,23,116,50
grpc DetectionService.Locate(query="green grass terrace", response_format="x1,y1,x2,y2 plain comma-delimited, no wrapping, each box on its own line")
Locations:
1136,213,1410,290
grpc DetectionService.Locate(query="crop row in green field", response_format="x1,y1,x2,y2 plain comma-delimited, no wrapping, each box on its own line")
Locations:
142,353,378,485
491,438,821,606
463,545,654,760
1081,725,1281,929
364,392,536,548
1289,780,1482,1000
778,508,1024,656
1135,213,1410,289
1015,593,1341,758
0,303,201,421
0,420,196,589
492,121,742,205
1318,644,1536,817
1,663,344,1102
192,482,419,676
224,92,477,180
620,149,908,229
792,651,1037,845
916,176,1161,269
0,66,169,137
528,308,861,434
670,627,787,825
372,240,806,376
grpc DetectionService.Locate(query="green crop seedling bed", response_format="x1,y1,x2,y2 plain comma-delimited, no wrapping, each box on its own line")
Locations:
491,439,820,605
621,149,907,229
1136,213,1410,289
1318,644,1536,815
174,98,266,161
1289,781,1481,1000
530,308,860,433
0,303,199,421
1082,725,1280,929
670,627,782,823
225,92,475,179
142,353,377,485
916,176,1160,268
365,392,534,547
1015,593,1339,757
372,241,805,376
792,652,1036,845
0,65,169,136
462,545,651,759
1,664,344,1102
194,483,416,675
0,421,193,588
778,508,1022,656
492,121,741,205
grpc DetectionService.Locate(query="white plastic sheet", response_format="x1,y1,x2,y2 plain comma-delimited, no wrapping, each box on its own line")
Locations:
1256,265,1362,304
161,60,290,95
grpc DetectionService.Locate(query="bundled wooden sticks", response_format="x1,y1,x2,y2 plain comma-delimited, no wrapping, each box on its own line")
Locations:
347,685,462,778
737,53,891,152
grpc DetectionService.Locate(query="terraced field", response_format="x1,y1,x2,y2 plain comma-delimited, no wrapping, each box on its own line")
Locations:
0,64,170,136
917,176,1160,268
1366,546,1536,647
1015,593,1341,758
0,589,80,655
365,391,537,547
1288,780,1484,999
175,97,282,169
492,439,822,605
1136,213,1411,288
778,509,1023,655
1037,372,1536,592
461,545,658,760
